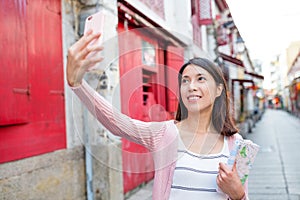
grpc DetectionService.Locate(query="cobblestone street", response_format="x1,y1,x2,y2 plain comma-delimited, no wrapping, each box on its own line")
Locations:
247,109,300,200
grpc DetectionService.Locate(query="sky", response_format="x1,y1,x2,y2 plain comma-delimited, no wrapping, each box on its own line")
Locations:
226,0,300,61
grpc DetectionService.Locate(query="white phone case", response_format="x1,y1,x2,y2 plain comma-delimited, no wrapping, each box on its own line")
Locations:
84,10,106,70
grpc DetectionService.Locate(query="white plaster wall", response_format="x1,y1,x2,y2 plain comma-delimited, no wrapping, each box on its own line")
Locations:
62,0,120,148
124,0,193,46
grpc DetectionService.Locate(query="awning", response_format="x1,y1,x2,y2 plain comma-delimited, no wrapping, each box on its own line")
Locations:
288,52,300,75
291,52,300,66
288,63,300,76
289,64,300,76
219,53,244,68
231,79,254,85
215,0,229,12
244,71,264,80
118,1,186,47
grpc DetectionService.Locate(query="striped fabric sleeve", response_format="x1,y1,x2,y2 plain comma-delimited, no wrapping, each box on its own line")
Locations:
71,80,166,151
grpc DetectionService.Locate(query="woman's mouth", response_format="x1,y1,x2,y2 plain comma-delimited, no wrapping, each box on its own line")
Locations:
187,95,202,100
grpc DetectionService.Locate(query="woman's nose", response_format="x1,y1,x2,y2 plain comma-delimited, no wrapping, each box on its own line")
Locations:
188,80,198,91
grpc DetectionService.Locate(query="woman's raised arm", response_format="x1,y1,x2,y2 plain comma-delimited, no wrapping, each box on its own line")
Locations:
67,31,167,151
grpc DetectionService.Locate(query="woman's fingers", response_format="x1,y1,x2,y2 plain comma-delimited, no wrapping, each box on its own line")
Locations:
232,161,237,172
68,31,91,55
74,31,101,51
69,31,101,59
85,56,104,71
217,162,245,199
68,41,103,72
218,162,241,186
217,162,235,185
80,44,104,61
219,162,230,174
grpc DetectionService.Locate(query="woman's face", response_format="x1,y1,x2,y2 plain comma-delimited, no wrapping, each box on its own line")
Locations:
180,64,222,114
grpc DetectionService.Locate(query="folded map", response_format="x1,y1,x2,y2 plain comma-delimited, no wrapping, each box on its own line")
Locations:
234,139,260,184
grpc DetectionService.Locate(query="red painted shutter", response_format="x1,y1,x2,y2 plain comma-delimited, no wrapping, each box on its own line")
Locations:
0,0,65,163
0,0,30,126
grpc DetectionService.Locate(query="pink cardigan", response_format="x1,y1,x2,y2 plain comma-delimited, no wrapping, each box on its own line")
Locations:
72,80,248,200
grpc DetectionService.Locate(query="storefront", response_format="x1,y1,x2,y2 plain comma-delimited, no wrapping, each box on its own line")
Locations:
290,77,300,116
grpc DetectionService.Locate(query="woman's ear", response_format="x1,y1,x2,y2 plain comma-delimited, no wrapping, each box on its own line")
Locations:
216,84,223,97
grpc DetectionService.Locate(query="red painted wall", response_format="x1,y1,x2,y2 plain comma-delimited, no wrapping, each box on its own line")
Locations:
0,0,66,163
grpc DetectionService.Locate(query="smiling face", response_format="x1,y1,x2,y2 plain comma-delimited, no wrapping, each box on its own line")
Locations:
176,58,238,136
180,64,222,115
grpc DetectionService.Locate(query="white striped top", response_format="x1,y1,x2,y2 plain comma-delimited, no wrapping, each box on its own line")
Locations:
169,135,230,200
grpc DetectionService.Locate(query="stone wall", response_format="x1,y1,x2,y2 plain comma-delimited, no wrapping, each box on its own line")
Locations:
0,147,86,200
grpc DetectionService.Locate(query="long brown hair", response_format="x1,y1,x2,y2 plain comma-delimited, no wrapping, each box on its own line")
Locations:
175,57,238,136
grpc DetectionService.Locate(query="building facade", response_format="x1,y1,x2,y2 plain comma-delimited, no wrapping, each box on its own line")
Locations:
286,41,300,117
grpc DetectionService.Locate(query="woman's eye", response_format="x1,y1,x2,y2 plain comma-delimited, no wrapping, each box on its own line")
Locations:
198,77,206,81
181,79,189,84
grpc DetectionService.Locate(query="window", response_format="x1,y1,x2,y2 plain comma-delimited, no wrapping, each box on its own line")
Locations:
142,40,156,67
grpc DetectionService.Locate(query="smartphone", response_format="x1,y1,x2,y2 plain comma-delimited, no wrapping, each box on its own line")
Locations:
84,10,106,70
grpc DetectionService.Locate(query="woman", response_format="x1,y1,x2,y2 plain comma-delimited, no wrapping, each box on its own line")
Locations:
67,31,248,200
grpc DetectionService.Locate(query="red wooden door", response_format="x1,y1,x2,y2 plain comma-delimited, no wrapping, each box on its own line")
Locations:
0,0,65,163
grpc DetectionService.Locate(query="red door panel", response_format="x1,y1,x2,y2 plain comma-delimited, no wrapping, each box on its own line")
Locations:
0,0,30,125
0,0,65,163
26,0,65,123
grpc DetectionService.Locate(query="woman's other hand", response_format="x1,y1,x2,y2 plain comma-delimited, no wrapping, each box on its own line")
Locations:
67,30,103,87
217,162,245,200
